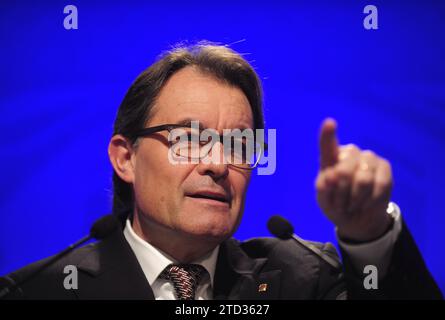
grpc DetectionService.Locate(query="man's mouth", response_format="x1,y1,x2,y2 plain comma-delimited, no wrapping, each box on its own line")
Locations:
186,190,230,206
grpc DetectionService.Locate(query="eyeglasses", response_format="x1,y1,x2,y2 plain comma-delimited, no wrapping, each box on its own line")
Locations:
132,124,267,170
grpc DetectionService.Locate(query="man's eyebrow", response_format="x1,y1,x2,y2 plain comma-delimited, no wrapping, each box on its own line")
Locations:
175,119,207,130
175,118,253,131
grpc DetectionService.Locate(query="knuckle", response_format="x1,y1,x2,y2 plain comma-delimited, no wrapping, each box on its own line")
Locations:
375,178,392,191
343,143,359,151
315,175,324,190
381,158,392,171
355,174,373,188
362,149,376,159
336,166,352,179
348,144,361,154
325,168,337,182
339,144,360,159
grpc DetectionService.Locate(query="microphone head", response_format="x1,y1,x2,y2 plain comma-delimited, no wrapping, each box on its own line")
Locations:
90,214,119,240
267,215,294,240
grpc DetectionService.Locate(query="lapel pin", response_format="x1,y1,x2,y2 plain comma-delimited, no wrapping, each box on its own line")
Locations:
258,283,268,292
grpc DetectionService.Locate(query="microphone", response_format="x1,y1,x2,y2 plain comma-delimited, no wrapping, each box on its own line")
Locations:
267,215,341,270
0,214,119,299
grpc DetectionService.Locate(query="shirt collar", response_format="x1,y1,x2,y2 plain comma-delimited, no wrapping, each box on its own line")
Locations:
123,219,219,287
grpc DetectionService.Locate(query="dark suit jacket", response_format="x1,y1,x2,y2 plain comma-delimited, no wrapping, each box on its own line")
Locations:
1,219,442,300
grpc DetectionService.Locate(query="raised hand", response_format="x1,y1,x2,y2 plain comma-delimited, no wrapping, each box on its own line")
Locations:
315,118,393,242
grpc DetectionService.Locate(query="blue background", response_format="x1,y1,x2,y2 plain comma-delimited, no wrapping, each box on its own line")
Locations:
1,1,444,294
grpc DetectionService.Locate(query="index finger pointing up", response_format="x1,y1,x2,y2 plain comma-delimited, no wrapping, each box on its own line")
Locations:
319,118,339,169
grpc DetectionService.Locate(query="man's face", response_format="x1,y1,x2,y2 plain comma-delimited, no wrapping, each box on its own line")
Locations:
131,66,253,243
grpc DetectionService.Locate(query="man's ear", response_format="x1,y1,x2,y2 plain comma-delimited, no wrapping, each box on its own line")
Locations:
108,134,136,184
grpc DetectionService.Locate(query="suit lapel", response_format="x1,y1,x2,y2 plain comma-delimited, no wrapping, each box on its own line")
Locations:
213,238,282,300
75,225,155,300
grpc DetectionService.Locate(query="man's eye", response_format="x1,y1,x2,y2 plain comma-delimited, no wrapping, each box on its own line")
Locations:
187,133,201,142
175,133,194,141
175,133,201,146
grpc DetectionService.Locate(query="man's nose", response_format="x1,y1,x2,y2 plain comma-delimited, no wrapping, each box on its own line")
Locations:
196,142,229,179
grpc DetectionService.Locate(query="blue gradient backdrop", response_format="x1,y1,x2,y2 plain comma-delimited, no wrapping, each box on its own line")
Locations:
1,1,444,294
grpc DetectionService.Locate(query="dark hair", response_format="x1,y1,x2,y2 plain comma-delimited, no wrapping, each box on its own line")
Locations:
111,41,265,217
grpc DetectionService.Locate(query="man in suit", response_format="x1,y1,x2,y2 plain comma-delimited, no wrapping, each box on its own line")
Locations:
1,42,442,300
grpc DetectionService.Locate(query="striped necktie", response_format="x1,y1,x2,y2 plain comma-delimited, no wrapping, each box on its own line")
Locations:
159,264,208,300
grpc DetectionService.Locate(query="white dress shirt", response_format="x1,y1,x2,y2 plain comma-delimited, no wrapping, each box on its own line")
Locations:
124,202,403,299
123,219,219,300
